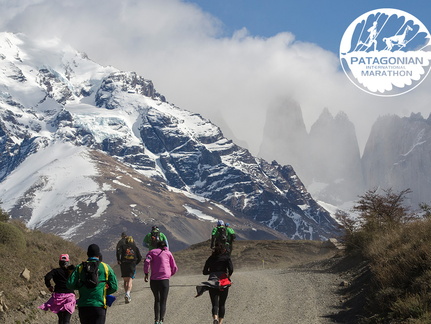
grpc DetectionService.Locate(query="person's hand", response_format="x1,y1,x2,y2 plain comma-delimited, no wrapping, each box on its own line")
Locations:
48,286,54,293
144,273,149,282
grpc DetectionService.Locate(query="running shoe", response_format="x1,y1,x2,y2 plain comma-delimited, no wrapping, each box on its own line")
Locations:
125,293,131,304
213,319,219,324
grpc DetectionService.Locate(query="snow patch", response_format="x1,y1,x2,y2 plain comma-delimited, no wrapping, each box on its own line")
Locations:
183,205,217,222
0,141,108,227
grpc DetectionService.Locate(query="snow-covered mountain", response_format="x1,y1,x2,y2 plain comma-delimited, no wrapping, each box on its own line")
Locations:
0,32,340,259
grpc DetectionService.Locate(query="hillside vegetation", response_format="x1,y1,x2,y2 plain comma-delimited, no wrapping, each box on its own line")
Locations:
337,188,431,323
0,210,86,323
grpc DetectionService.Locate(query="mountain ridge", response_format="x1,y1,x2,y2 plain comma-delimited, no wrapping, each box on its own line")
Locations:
0,32,341,259
259,99,431,208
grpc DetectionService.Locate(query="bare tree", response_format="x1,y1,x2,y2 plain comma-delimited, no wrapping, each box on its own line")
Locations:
353,188,412,232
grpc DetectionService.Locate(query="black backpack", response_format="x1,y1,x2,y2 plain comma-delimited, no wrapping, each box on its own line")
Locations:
80,261,105,288
215,226,227,244
151,231,161,246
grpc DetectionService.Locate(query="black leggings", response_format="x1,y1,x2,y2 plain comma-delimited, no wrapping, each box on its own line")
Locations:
56,311,72,324
150,279,170,321
78,307,107,324
209,288,229,319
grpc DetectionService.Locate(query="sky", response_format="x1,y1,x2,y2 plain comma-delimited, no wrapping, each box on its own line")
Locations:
0,0,430,155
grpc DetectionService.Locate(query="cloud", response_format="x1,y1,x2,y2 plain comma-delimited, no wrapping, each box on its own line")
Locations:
1,0,430,154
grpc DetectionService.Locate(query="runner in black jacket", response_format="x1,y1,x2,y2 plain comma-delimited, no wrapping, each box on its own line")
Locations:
39,254,76,324
202,243,234,324
117,236,142,303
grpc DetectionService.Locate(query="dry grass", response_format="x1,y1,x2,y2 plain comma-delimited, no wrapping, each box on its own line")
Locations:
0,220,86,322
336,188,431,323
360,219,431,323
343,215,431,323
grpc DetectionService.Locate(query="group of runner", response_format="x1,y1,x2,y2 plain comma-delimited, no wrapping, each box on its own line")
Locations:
39,221,235,324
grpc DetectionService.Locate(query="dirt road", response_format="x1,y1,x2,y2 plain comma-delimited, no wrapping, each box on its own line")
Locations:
13,241,348,324
106,262,343,324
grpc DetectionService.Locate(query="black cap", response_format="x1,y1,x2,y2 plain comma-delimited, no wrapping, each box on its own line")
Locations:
87,244,101,257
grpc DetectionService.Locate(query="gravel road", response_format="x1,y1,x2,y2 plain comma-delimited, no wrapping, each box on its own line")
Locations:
14,241,346,324
106,263,343,324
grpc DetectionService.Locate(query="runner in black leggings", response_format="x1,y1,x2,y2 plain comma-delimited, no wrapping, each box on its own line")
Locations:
203,243,234,324
144,241,178,324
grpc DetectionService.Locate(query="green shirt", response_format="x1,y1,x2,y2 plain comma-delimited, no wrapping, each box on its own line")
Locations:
66,258,118,308
143,232,168,250
226,227,236,241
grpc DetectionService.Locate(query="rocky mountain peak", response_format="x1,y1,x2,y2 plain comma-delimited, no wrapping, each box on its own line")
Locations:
0,32,341,258
362,113,431,207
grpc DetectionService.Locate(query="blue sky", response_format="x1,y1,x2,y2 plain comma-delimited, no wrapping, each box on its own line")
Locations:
0,0,430,153
188,1,431,54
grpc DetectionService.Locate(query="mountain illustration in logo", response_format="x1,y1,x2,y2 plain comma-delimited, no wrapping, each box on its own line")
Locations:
340,8,431,96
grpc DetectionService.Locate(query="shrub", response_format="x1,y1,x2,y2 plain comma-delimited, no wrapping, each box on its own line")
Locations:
353,188,412,233
340,188,413,255
0,207,9,222
339,188,431,323
0,222,26,250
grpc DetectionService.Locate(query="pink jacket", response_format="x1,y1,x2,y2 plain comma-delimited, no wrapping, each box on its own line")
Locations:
144,248,178,280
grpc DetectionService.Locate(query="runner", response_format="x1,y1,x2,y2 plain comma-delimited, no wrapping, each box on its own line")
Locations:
143,226,169,251
67,244,118,324
210,220,229,253
38,254,76,324
196,242,234,324
117,235,142,303
116,232,128,261
225,223,236,254
144,241,178,324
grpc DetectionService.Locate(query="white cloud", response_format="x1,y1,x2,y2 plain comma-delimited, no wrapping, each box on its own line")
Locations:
1,0,430,154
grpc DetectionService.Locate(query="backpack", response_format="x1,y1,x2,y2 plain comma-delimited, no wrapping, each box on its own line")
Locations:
215,226,227,244
124,245,136,261
151,231,161,247
79,261,106,289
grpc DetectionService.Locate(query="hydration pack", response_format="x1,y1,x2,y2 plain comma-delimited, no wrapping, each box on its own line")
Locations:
215,226,227,244
151,231,161,246
80,261,103,289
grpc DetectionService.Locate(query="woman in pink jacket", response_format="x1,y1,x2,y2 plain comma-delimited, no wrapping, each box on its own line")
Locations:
144,240,178,324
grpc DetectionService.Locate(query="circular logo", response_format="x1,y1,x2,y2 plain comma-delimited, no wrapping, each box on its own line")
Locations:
340,8,431,96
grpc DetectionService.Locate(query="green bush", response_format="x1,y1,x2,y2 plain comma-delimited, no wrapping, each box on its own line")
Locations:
0,222,26,250
0,207,9,222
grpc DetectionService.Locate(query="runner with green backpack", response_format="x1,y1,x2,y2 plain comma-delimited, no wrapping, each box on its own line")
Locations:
143,226,169,251
225,223,236,253
210,220,235,254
